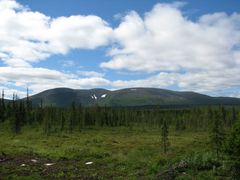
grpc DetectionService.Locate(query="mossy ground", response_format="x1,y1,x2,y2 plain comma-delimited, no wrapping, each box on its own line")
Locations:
0,126,219,179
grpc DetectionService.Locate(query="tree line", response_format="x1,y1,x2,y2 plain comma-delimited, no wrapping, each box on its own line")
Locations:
0,90,239,134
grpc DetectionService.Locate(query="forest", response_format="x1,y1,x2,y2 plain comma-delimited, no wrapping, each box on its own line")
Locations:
0,91,240,179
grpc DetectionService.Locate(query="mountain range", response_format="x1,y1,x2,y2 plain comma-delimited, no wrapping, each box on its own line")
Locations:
28,87,240,107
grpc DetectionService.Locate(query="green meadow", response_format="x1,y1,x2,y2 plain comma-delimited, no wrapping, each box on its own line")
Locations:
0,126,215,179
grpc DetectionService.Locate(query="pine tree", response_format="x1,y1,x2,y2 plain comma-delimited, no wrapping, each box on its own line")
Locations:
26,88,33,124
221,105,227,125
60,111,65,132
161,119,170,153
69,102,76,133
0,90,4,123
230,107,237,127
12,98,25,134
43,107,53,135
211,110,225,159
1,90,5,111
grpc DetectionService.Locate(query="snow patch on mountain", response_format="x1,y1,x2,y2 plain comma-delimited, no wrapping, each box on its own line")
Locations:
101,94,107,98
91,94,98,100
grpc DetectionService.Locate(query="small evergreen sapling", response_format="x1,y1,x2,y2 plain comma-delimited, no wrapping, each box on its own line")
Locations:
161,119,170,153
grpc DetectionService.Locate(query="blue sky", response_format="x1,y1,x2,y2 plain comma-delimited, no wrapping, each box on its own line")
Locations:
0,0,240,98
18,0,240,24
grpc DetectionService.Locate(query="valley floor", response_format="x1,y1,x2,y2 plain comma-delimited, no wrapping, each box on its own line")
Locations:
0,127,226,179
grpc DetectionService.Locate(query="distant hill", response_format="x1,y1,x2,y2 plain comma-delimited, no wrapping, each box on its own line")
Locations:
27,87,240,107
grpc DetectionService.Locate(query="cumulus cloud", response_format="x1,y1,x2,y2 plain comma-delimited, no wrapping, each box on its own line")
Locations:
49,15,112,52
0,66,110,98
100,3,240,94
102,3,240,72
0,0,113,67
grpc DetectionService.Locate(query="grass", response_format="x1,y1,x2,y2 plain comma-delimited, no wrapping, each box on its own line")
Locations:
0,126,215,179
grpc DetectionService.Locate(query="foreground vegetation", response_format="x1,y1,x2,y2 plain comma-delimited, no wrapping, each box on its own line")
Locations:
0,92,240,179
0,127,218,179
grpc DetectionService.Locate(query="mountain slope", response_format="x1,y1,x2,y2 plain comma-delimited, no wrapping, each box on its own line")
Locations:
29,87,240,107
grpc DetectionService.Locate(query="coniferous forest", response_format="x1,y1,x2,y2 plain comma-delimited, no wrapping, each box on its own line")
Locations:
0,90,240,179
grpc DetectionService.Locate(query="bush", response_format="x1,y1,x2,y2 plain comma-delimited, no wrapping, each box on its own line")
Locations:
184,152,220,170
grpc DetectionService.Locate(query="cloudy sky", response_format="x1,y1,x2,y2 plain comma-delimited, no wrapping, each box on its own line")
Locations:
0,0,240,98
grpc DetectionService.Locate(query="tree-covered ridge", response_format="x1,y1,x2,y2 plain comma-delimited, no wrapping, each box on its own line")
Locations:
1,92,239,134
27,87,240,107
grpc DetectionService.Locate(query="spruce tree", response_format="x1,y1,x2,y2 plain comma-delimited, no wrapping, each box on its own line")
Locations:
60,111,65,132
230,107,237,127
211,110,225,159
1,90,5,111
161,119,170,153
69,102,76,133
43,107,52,135
12,97,25,134
221,105,227,125
0,90,3,123
26,88,33,124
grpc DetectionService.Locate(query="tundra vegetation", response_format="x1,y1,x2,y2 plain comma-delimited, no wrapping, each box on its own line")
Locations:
0,92,240,179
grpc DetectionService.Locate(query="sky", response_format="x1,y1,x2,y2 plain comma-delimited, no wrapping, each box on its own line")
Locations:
0,0,240,98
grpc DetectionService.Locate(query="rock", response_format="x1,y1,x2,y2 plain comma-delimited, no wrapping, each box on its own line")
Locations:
31,159,37,163
44,163,55,166
85,162,93,165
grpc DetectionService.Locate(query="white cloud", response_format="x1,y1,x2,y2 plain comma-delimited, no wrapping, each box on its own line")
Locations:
100,3,240,95
102,3,240,72
0,67,110,98
78,70,105,78
112,72,177,89
0,86,26,100
0,0,23,11
229,92,240,98
0,0,113,67
110,67,240,95
49,15,112,52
